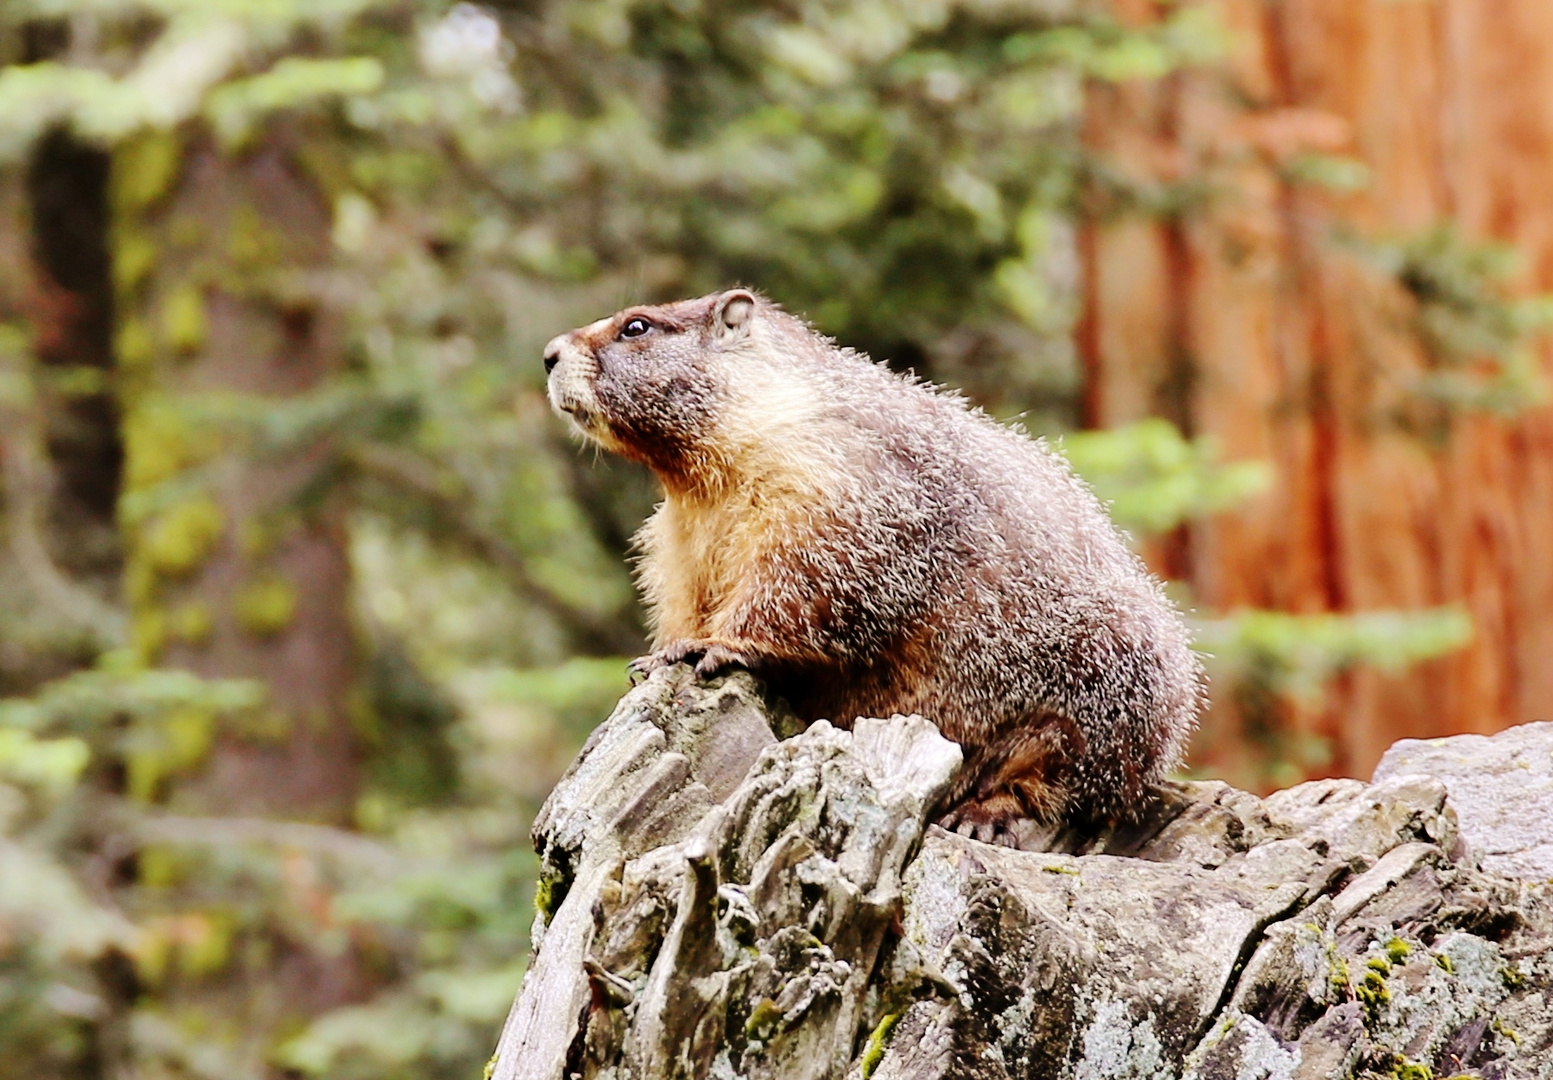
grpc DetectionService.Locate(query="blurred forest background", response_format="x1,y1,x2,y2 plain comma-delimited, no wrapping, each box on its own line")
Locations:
2,0,1551,1076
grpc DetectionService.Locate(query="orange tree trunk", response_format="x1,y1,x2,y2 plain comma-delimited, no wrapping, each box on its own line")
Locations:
1084,0,1553,780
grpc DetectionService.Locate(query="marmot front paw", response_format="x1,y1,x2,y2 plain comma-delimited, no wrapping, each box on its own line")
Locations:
627,639,753,683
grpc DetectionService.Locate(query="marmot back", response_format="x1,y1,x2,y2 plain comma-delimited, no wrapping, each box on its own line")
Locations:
544,288,1204,837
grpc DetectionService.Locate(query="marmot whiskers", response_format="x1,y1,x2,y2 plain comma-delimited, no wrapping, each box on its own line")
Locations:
544,288,1204,837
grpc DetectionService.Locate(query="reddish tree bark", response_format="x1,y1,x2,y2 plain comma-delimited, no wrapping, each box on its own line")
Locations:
1086,0,1553,783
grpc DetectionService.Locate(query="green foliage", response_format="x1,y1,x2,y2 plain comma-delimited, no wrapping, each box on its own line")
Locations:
1282,152,1372,193
0,658,265,736
0,647,539,1079
1196,607,1473,704
0,662,249,1074
1003,6,1231,82
1357,224,1553,423
0,727,89,793
0,63,116,162
358,638,462,807
232,573,298,635
207,56,386,146
1062,419,1274,535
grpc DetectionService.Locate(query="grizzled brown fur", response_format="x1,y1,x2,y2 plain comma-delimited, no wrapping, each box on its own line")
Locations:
544,289,1205,835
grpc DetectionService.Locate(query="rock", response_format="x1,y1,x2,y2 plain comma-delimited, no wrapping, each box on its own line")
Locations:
491,671,1553,1079
490,665,960,1080
1374,720,1553,880
1182,1012,1300,1080
490,665,783,1080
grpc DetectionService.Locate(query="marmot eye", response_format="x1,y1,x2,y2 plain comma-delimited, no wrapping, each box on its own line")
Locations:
619,317,652,340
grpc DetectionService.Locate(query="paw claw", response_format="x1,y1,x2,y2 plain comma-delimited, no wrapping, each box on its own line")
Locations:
627,653,667,684
938,790,1044,850
632,640,753,681
656,641,695,667
693,644,747,678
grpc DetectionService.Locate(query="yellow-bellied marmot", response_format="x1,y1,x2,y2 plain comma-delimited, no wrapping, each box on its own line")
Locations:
544,288,1204,837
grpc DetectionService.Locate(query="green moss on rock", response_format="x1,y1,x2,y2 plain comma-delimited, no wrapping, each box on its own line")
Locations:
1357,966,1391,1021
860,1011,901,1078
534,867,570,924
1388,1055,1432,1080
744,997,783,1043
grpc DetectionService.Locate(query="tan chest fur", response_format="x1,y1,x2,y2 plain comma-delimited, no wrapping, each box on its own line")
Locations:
637,487,781,645
633,366,849,647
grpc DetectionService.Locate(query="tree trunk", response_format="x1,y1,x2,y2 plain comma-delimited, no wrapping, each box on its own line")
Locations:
25,127,123,587
115,123,369,1047
0,152,124,701
1084,0,1553,783
118,126,360,820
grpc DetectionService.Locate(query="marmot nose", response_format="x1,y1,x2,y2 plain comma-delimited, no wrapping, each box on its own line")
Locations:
542,333,571,375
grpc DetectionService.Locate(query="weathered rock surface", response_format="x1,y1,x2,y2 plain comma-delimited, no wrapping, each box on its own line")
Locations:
492,669,1553,1080
1374,721,1553,882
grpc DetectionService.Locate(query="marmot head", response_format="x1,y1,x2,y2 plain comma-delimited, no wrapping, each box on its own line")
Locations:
543,288,763,480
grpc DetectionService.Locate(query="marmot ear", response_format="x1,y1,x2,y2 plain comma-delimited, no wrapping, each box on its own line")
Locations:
713,289,757,345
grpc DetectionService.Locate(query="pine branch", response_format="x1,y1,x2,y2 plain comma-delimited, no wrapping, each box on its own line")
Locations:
347,441,645,657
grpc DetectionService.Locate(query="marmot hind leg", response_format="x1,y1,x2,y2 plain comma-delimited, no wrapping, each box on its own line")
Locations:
935,716,1078,848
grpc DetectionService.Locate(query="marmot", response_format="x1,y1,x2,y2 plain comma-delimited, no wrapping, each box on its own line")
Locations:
543,288,1204,837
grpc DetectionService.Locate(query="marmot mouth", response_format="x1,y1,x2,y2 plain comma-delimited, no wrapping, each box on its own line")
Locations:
563,404,598,431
